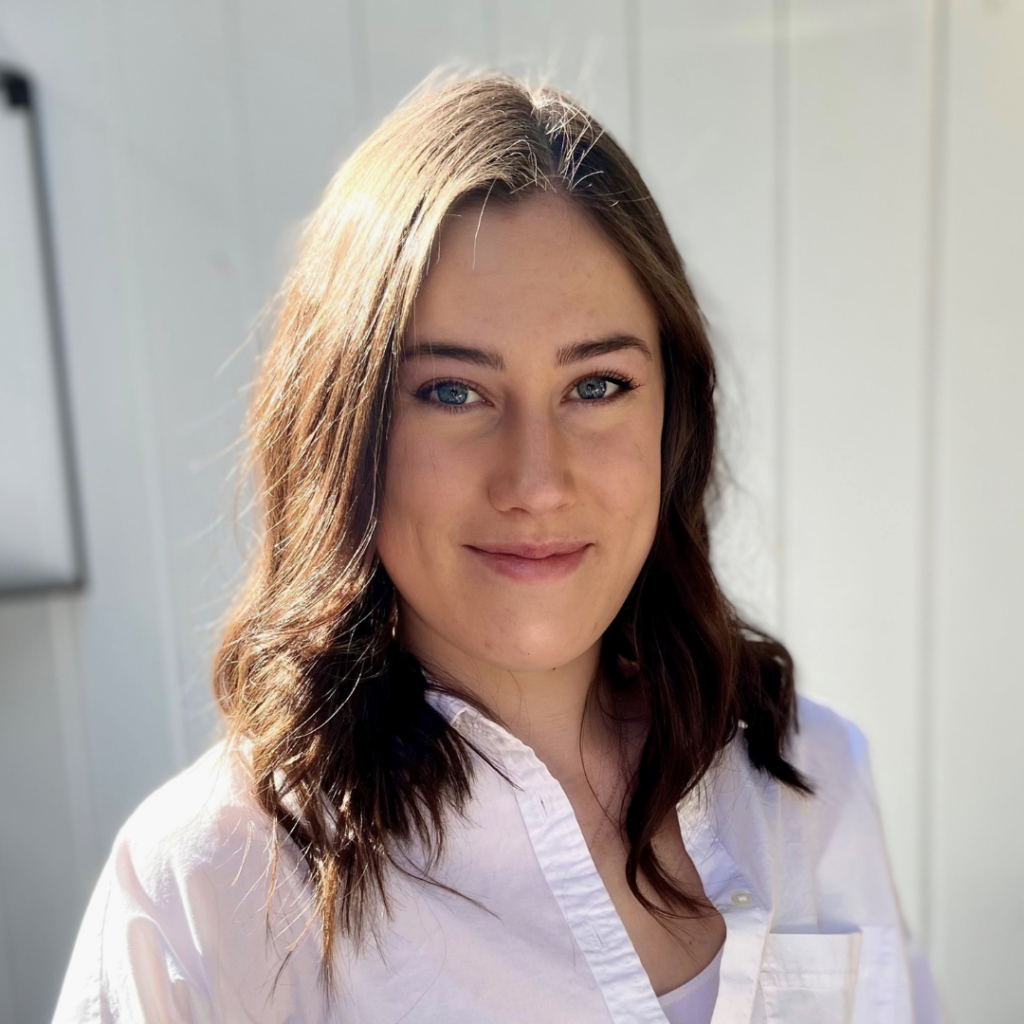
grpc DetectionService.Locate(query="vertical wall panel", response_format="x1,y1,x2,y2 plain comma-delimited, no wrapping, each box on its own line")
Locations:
638,1,782,634
107,0,261,761
360,0,490,123
0,885,14,1024
782,0,934,935
48,84,184,844
930,0,1024,1019
229,0,361,304
0,601,83,1022
491,0,631,145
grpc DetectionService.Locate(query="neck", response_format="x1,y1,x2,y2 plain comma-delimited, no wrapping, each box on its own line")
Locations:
399,602,612,775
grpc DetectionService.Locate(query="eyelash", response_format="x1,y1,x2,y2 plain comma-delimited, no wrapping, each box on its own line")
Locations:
413,368,641,415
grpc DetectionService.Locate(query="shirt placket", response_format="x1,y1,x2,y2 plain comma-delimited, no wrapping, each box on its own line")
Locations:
679,771,770,1024
456,709,673,1024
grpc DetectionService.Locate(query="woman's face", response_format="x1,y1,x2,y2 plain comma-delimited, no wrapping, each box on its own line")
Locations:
376,192,664,674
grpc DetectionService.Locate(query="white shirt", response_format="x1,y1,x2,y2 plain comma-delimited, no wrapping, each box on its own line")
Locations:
52,693,947,1023
658,939,722,1023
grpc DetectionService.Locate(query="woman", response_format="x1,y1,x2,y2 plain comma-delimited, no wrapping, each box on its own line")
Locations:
53,72,944,1023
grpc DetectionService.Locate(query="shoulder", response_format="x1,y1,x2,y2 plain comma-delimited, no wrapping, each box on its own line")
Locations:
709,695,887,877
55,740,325,1023
788,693,875,801
709,694,904,917
716,693,878,837
774,695,897,899
102,735,319,961
110,738,270,892
708,693,881,858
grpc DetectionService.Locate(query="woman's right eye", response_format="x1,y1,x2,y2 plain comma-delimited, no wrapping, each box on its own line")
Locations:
415,380,484,409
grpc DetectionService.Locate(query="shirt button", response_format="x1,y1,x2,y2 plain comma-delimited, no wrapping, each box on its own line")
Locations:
730,890,754,907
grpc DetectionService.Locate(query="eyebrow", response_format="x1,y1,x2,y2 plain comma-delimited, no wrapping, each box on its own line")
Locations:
400,333,654,371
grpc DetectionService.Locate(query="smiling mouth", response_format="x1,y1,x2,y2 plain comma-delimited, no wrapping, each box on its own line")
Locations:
464,542,592,582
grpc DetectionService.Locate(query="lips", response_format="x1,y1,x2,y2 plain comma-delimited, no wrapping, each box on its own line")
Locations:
464,540,592,582
469,540,589,559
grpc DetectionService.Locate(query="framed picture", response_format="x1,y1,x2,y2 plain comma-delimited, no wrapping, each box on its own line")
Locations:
0,67,85,594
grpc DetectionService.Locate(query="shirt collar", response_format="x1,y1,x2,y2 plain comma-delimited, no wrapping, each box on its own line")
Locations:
421,672,722,817
420,669,740,899
423,685,474,727
422,680,535,766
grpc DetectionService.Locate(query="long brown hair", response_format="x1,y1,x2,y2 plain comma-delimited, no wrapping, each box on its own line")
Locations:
213,69,810,1003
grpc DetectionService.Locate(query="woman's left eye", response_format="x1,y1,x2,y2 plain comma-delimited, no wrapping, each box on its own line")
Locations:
571,375,634,402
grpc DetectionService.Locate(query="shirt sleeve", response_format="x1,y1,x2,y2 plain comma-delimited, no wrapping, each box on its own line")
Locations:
51,829,216,1024
792,698,950,1024
906,931,949,1024
839,713,949,1024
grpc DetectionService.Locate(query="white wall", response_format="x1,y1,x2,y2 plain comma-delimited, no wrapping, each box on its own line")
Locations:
0,1,1020,1020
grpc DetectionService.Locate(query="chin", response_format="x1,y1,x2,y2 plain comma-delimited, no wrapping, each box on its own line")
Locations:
458,612,598,672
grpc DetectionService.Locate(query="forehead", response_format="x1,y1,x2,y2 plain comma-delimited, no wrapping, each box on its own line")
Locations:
408,192,660,359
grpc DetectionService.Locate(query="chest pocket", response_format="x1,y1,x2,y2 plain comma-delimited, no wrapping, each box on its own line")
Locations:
758,927,900,1024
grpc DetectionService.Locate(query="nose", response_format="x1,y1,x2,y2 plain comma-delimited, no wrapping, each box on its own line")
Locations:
487,403,576,516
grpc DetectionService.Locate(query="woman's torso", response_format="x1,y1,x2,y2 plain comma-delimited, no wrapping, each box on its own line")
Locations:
52,693,925,1024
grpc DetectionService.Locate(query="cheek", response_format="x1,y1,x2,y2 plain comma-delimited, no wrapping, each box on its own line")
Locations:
578,413,663,548
377,418,479,564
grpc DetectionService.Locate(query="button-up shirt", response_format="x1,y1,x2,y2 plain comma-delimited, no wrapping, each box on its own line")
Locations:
52,693,947,1023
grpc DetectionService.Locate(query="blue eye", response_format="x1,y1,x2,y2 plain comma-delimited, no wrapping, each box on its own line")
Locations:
415,379,483,410
574,374,639,402
575,377,611,400
435,382,470,405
